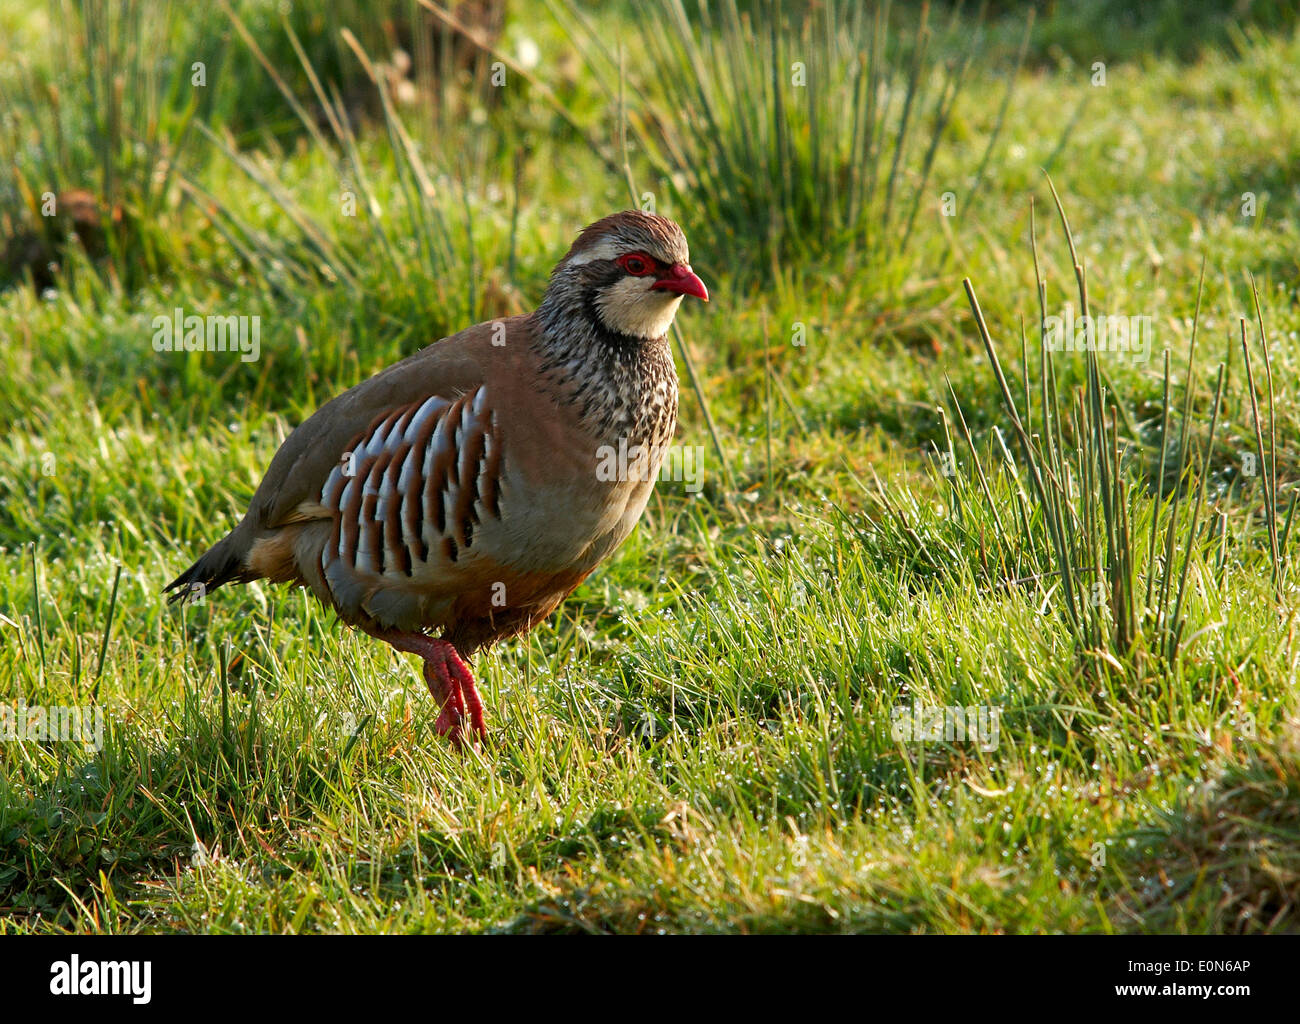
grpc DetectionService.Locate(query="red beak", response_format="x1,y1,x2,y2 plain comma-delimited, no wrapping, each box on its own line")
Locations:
652,264,709,301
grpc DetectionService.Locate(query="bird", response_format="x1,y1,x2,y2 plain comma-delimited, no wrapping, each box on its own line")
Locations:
165,210,708,745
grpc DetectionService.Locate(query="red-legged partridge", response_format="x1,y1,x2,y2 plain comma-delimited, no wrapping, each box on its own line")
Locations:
166,211,708,744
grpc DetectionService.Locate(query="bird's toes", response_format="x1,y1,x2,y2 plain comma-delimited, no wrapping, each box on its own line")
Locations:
434,704,465,744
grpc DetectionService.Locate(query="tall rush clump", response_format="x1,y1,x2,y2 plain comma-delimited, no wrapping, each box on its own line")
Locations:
956,182,1236,675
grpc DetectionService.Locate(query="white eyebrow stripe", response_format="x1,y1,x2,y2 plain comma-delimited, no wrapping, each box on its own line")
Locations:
564,240,621,266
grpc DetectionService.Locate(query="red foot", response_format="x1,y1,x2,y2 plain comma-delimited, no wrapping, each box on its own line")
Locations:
369,630,487,747
424,640,487,746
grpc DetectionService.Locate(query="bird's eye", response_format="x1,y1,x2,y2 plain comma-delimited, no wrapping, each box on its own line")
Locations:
618,253,653,276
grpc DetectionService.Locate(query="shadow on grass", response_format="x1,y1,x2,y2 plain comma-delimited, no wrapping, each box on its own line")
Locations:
1110,718,1300,932
0,699,347,929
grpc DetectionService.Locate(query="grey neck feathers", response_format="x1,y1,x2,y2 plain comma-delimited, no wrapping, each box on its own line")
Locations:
534,282,679,451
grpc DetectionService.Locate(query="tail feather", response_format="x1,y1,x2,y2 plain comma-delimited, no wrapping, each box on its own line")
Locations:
164,530,253,604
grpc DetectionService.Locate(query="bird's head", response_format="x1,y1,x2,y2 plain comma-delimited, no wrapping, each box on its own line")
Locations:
543,210,708,341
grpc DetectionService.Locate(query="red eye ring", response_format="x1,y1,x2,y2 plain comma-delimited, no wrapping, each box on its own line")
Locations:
618,252,654,276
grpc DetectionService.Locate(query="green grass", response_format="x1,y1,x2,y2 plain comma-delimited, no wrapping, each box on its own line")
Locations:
1,0,1299,933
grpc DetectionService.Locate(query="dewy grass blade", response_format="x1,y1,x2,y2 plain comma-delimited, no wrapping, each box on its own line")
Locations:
92,563,122,697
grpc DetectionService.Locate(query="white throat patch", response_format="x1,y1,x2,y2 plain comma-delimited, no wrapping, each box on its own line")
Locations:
595,277,684,339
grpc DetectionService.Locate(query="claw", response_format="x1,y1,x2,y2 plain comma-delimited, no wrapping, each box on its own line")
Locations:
369,629,487,746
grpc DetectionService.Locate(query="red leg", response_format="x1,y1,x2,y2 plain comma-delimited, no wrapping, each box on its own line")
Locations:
424,651,473,742
439,642,486,741
366,629,486,746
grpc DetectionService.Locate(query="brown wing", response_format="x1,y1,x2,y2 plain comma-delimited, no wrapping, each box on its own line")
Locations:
250,330,497,531
165,315,532,604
